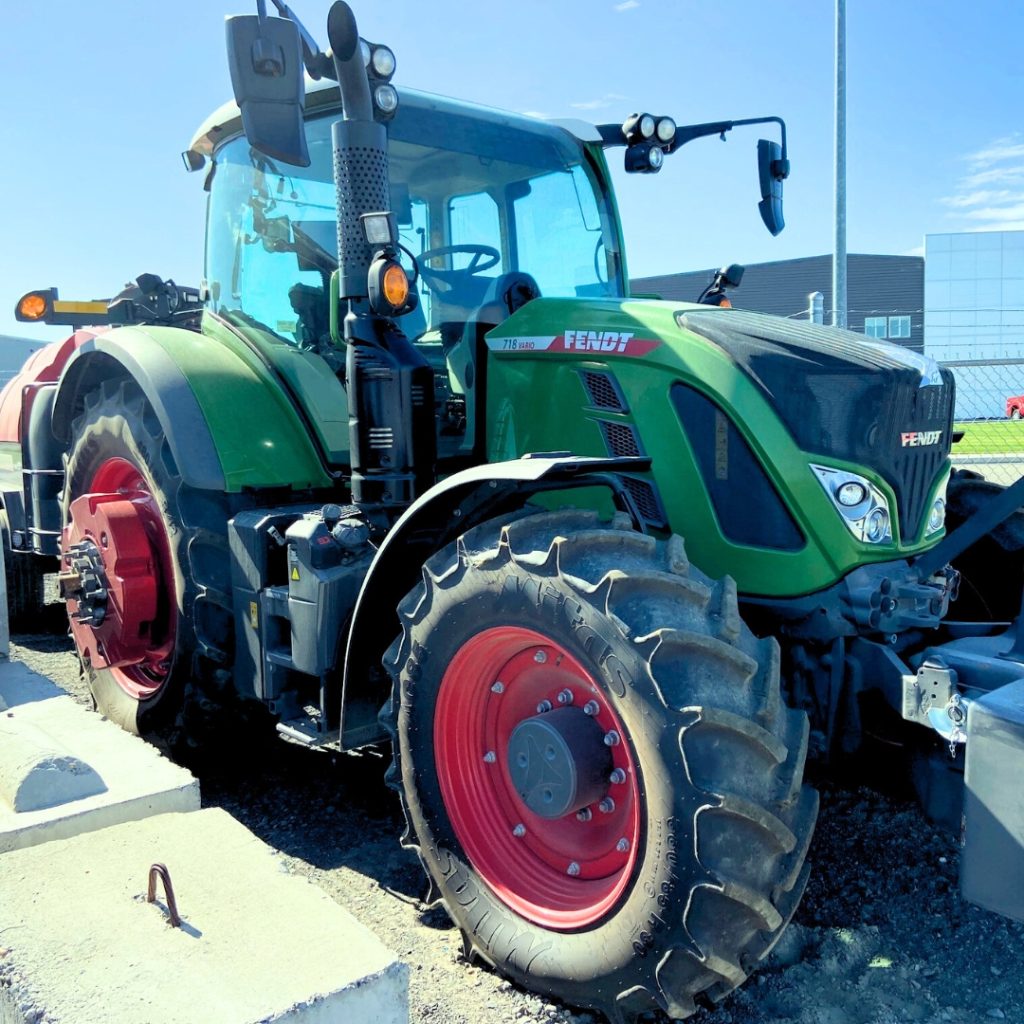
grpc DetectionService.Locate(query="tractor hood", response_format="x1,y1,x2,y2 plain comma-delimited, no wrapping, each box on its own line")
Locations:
674,307,955,544
484,296,953,596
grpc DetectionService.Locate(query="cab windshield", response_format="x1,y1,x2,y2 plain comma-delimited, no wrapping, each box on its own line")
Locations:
204,91,625,349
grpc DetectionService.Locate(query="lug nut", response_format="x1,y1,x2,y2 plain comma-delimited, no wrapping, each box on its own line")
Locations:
567,862,581,876
609,768,626,785
483,751,496,763
616,838,630,853
603,730,620,747
583,700,600,716
536,699,553,714
491,681,505,694
556,688,574,705
599,797,616,814
513,823,526,837
534,650,547,664
576,807,593,822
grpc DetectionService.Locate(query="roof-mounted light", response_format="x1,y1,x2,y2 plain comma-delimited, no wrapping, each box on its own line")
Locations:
374,83,399,117
370,45,396,79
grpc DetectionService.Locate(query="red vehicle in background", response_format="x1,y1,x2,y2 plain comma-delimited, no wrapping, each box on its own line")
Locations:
1007,395,1024,419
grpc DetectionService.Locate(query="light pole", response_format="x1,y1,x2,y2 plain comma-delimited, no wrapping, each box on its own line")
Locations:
833,0,847,329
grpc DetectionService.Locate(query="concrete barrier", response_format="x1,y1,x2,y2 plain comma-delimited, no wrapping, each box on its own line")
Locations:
0,808,409,1023
0,661,199,853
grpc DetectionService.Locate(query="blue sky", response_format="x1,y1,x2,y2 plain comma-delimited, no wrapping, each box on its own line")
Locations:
3,0,1023,340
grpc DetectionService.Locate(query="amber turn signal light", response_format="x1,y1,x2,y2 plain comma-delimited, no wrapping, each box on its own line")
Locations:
382,263,409,308
15,291,50,321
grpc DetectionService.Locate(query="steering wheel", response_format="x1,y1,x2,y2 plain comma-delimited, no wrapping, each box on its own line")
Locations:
418,244,500,295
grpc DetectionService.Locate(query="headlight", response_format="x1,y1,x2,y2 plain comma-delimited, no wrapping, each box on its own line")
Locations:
924,471,950,537
837,481,867,507
811,465,893,545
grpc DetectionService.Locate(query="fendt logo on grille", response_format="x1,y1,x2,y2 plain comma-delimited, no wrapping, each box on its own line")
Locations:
900,430,943,447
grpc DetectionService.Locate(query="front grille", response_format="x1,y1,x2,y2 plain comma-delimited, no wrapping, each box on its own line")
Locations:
891,381,954,540
599,421,643,458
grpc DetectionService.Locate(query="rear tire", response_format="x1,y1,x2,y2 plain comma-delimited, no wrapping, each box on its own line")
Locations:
382,509,817,1021
61,379,235,750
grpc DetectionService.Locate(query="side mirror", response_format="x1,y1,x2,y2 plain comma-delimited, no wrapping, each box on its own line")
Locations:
226,14,309,167
721,263,744,288
757,139,789,236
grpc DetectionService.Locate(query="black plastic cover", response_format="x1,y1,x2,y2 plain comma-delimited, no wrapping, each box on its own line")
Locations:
676,309,955,542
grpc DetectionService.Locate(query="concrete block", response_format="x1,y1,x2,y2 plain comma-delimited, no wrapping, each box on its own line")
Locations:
0,661,198,851
0,716,106,811
0,808,409,1023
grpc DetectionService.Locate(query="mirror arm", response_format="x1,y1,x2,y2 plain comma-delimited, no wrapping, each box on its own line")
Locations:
268,0,335,79
597,115,789,180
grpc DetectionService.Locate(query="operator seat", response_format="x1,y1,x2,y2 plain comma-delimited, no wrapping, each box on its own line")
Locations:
444,272,541,452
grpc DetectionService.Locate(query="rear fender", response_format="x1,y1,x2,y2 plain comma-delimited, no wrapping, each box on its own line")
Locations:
51,326,334,493
338,454,649,749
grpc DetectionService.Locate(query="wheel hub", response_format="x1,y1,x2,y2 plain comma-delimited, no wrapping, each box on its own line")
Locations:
61,490,161,672
61,538,110,627
507,708,612,819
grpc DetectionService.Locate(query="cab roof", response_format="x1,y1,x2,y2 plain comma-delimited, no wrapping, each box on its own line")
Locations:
185,78,601,167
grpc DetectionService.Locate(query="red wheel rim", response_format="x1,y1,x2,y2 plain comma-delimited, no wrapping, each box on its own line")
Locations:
62,456,177,700
435,626,641,929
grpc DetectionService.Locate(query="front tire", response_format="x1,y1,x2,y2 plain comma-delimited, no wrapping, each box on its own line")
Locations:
382,510,817,1021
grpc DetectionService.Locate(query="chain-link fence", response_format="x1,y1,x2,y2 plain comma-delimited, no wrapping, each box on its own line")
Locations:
943,357,1024,485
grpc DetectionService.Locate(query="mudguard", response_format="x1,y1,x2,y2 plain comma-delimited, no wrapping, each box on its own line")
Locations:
338,453,649,748
51,325,334,493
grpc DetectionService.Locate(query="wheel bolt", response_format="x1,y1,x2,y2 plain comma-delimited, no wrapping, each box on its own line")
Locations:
576,807,593,822
616,838,630,853
513,823,526,837
483,751,496,763
536,699,553,714
491,681,505,694
583,700,600,716
599,797,616,814
603,730,620,747
556,688,574,705
567,862,580,876
609,768,627,785
534,649,547,664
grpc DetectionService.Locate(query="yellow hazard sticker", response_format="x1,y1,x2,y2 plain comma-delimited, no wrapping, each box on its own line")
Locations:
291,566,300,581
249,601,258,629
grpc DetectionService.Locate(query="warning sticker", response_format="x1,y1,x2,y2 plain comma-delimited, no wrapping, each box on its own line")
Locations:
291,566,300,581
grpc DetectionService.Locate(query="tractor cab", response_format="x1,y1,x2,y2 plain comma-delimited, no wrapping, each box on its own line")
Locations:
196,86,626,464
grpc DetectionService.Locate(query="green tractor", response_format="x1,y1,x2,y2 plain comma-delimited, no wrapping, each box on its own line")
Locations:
6,2,1024,1019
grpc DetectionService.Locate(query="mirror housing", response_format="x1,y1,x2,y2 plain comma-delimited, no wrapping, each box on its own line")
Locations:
226,14,309,167
757,139,788,236
721,263,745,289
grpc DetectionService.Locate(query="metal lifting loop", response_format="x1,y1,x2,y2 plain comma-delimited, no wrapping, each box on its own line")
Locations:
146,863,182,928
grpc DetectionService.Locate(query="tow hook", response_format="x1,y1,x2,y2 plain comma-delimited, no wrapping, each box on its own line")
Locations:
901,657,971,758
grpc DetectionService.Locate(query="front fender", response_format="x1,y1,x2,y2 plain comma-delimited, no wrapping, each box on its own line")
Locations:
339,454,649,748
52,325,334,492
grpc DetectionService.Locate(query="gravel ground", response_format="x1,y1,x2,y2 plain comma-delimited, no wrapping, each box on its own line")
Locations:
10,631,1024,1024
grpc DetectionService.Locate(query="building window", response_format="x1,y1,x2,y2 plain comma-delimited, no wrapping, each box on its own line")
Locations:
864,317,887,338
888,315,911,339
